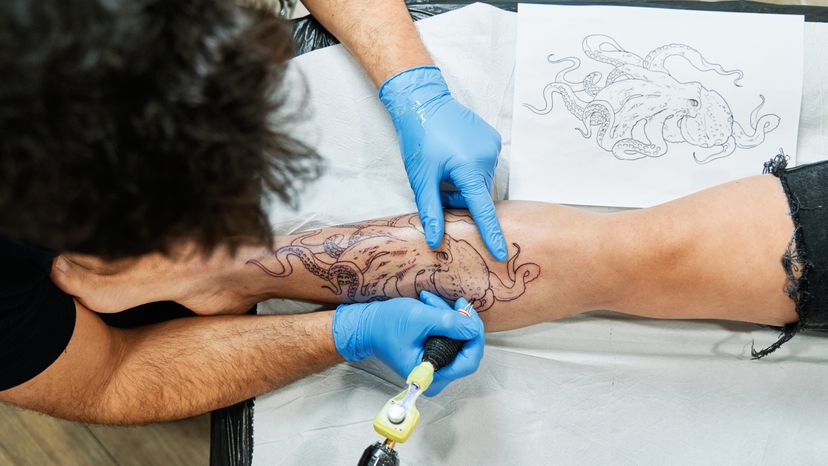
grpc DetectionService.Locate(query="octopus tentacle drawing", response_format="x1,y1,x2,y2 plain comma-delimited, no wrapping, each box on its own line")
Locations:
546,56,604,97
247,215,540,311
524,34,781,163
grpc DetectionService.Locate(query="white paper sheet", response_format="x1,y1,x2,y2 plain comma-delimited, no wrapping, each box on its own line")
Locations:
253,4,828,465
509,5,804,208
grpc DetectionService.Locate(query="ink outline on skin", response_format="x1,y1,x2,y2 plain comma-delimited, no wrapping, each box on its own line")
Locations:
524,34,781,164
248,212,540,311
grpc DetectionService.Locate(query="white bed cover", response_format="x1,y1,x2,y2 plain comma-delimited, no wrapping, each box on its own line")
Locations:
253,4,828,464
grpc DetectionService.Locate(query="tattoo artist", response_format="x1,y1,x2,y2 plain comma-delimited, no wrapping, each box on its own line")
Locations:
0,1,494,423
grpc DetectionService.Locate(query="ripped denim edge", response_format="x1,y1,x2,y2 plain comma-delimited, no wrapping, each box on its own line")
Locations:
752,152,808,358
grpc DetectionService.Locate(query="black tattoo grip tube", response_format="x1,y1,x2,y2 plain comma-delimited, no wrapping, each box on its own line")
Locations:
422,336,464,371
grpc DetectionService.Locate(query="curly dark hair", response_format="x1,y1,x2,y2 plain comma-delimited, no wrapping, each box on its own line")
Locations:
0,0,321,259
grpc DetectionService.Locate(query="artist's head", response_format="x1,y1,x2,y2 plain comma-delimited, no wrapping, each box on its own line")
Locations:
0,0,320,259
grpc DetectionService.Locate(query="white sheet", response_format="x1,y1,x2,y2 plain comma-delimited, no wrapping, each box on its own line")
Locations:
268,3,515,235
509,5,804,208
254,4,828,465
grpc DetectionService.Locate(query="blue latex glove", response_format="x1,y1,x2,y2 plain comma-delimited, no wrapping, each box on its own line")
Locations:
333,291,485,396
379,65,508,261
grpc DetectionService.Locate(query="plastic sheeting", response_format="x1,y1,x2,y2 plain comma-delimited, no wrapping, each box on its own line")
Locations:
252,4,828,464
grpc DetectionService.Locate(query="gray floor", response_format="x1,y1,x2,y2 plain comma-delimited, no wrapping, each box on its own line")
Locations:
0,403,209,466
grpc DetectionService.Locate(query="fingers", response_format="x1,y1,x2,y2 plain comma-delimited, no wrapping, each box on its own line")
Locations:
453,296,473,314
418,290,452,309
452,173,508,261
440,190,467,209
412,174,445,250
366,296,485,392
415,304,479,341
424,297,485,396
453,297,485,344
424,376,451,396
424,343,482,396
415,294,484,341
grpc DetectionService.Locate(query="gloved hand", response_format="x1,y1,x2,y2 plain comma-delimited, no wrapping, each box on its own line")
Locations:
379,65,508,262
333,291,485,396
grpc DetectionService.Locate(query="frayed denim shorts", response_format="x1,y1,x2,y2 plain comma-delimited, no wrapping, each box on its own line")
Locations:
756,154,828,357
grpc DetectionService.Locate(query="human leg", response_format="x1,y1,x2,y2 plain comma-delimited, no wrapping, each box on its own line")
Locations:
54,164,816,347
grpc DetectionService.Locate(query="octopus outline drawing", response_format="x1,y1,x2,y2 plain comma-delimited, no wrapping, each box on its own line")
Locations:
248,213,541,312
524,34,781,164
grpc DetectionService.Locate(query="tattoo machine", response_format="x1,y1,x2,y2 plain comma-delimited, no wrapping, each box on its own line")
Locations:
357,302,474,466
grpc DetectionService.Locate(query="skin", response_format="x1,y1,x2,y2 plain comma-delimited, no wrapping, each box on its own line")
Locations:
0,303,339,424
0,0,451,424
0,3,798,422
246,174,795,329
49,175,798,332
4,173,796,424
301,0,433,86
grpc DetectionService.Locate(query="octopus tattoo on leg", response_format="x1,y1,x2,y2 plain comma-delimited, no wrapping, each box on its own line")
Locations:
524,34,781,164
248,213,541,311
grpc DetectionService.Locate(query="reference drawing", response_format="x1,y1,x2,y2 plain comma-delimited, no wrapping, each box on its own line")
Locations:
524,34,781,163
248,213,540,311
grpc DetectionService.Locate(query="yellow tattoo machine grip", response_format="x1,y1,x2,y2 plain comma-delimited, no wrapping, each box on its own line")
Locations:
372,362,434,443
358,325,468,466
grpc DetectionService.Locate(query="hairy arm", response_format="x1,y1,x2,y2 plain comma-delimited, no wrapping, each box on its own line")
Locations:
0,301,339,424
300,0,431,85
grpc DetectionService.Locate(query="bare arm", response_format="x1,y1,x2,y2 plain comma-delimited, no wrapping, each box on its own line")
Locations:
0,301,339,424
301,0,432,85
298,1,509,260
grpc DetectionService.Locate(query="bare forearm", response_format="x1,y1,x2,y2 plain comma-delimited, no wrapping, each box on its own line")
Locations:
101,311,339,424
302,0,431,85
1,302,340,424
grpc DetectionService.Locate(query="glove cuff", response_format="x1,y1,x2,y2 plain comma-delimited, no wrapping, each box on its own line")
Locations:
378,65,451,118
332,304,373,362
